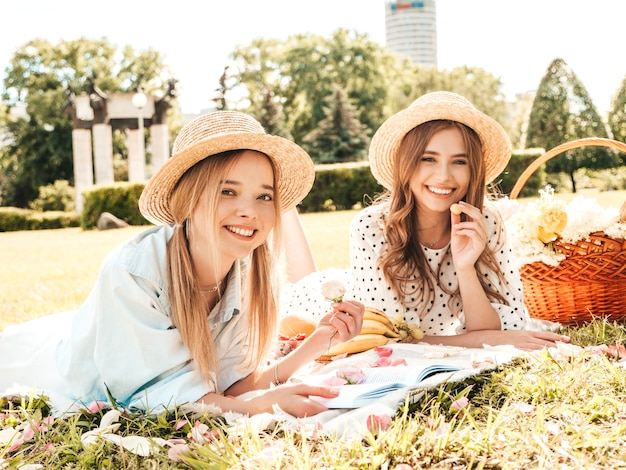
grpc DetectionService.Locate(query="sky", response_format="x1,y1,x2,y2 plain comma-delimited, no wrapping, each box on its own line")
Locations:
2,0,625,116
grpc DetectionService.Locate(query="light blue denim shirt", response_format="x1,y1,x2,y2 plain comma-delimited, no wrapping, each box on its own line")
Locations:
55,225,254,412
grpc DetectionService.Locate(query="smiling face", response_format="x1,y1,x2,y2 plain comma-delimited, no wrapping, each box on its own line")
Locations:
408,127,470,216
190,150,277,268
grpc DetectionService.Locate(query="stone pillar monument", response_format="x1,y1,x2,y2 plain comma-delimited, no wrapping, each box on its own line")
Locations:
149,81,176,176
63,80,175,214
89,79,115,185
63,90,94,214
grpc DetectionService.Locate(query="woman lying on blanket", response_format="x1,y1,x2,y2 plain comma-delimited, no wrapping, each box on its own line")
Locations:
282,91,569,351
0,111,364,417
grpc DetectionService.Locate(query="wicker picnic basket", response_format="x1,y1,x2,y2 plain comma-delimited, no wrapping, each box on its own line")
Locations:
509,138,626,325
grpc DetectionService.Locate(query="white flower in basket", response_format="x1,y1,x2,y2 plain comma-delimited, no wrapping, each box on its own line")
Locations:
502,185,626,267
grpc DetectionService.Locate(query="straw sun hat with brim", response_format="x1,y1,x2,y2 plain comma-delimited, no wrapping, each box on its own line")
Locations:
139,111,315,225
368,91,512,190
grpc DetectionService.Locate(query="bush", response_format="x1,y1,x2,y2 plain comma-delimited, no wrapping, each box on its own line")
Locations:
29,180,76,212
496,148,546,198
80,182,149,229
299,162,383,212
0,207,79,232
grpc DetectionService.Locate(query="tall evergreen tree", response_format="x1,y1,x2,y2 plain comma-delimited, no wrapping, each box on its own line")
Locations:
256,88,292,139
525,58,615,192
301,85,369,164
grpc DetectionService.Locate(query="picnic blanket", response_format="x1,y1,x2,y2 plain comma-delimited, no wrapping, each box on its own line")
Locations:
234,342,526,440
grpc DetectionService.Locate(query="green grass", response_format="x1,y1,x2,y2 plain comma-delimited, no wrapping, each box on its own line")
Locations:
2,193,626,468
0,209,358,330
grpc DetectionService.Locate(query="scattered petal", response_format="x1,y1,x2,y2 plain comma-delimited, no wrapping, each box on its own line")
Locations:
366,414,392,434
375,346,393,357
451,396,469,411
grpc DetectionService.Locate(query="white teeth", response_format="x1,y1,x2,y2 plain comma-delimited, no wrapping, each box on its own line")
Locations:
428,186,452,195
227,226,254,237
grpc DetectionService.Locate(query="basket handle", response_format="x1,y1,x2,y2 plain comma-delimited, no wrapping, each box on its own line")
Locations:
509,138,626,199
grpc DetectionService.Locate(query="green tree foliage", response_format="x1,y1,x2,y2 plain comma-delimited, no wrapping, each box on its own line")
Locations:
301,85,370,163
0,37,174,207
256,88,292,139
231,29,399,143
230,29,511,158
608,75,626,154
525,58,615,192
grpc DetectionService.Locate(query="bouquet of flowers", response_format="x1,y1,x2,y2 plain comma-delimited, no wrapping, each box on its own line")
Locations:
496,185,626,325
503,185,626,267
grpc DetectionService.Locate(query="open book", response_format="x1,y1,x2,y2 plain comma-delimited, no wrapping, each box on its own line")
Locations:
312,364,461,409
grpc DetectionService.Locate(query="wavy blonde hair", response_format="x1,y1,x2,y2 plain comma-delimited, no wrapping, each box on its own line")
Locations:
166,150,281,388
378,120,507,316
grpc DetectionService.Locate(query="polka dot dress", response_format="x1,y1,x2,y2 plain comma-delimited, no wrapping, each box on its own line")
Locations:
281,202,529,336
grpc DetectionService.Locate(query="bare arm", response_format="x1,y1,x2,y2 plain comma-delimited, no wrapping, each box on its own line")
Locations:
415,329,570,351
282,207,317,283
198,382,340,418
226,300,364,395
451,202,501,331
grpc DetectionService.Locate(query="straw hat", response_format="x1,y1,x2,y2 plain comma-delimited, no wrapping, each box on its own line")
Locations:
369,91,512,189
139,111,315,225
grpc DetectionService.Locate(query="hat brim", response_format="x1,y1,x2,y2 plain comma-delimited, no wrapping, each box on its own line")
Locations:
139,133,315,225
369,93,511,189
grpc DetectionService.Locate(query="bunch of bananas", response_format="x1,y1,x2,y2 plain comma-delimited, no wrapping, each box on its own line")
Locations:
321,307,424,357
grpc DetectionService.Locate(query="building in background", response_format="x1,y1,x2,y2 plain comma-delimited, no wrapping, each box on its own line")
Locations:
385,0,437,67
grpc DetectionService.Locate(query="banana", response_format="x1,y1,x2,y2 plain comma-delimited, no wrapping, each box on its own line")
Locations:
363,307,398,333
324,333,392,356
360,319,401,338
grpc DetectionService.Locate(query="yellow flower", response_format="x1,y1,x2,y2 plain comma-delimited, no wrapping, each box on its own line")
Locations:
536,201,568,243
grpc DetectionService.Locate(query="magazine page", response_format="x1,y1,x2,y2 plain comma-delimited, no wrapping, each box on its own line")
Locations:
312,364,460,409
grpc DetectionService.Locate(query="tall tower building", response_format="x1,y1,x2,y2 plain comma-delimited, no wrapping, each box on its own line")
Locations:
385,0,437,67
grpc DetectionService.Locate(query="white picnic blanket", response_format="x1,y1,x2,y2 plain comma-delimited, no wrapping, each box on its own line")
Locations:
232,342,527,440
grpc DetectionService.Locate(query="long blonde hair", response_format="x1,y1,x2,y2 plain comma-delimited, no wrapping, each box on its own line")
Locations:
378,120,507,316
166,150,281,387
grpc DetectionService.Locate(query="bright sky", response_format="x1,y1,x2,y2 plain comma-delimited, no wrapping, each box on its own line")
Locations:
2,0,625,116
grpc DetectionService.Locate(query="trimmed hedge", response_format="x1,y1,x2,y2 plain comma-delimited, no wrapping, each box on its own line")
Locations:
80,183,149,229
0,207,79,232
299,162,384,212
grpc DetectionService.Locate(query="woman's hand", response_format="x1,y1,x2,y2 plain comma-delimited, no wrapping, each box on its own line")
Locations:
450,201,486,270
251,382,339,417
316,300,365,347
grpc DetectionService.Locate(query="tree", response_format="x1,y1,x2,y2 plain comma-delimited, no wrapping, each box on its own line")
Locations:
608,75,626,156
231,29,401,143
256,88,292,139
0,37,175,207
525,58,615,192
301,85,370,163
230,28,511,156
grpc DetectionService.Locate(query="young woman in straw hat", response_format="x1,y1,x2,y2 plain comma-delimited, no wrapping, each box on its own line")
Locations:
283,91,569,350
0,111,364,418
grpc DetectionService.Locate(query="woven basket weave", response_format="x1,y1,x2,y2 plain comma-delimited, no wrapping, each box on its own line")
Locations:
510,138,626,325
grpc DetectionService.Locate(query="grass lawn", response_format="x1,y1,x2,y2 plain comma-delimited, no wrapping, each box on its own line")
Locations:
2,191,626,468
0,209,358,329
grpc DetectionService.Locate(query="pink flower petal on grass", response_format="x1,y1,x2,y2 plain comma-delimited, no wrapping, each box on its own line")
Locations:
85,401,107,413
366,414,392,433
168,444,190,462
451,396,469,411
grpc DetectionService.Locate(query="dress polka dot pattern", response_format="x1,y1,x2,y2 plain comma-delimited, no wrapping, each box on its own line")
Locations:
281,202,529,336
